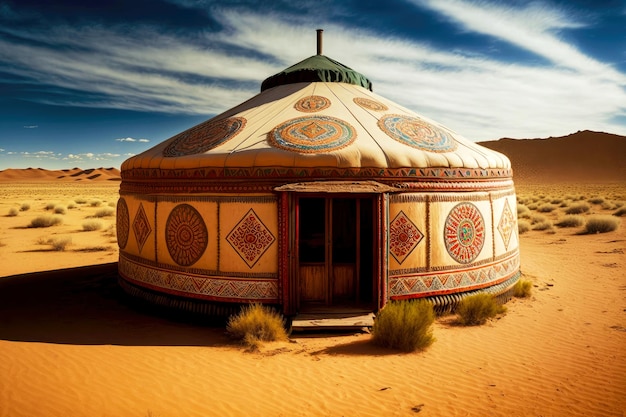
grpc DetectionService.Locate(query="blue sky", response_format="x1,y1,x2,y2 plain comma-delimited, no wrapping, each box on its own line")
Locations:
0,0,624,170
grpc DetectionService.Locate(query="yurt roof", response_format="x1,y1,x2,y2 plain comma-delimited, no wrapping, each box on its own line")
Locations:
121,35,511,181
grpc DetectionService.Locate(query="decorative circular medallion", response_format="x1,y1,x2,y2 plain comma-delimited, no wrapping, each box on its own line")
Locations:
294,95,331,112
378,114,457,152
444,202,485,264
165,204,208,266
116,197,129,249
268,115,356,154
163,117,246,157
353,97,388,112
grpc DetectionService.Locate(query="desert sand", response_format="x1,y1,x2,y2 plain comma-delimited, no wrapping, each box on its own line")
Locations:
0,144,625,416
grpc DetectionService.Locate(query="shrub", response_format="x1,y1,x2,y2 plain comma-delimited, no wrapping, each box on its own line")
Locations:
20,203,30,211
371,300,435,352
226,304,288,347
529,214,546,224
614,207,626,217
517,204,529,216
518,220,531,234
89,199,103,207
45,202,56,211
75,198,88,204
581,215,620,234
565,203,590,215
67,202,76,209
588,197,605,205
7,207,18,217
29,215,63,228
555,215,584,228
50,237,71,251
82,221,103,231
54,205,67,214
537,203,556,213
532,221,553,231
527,203,538,211
512,279,532,298
108,201,116,207
550,198,563,205
456,293,505,326
93,208,115,218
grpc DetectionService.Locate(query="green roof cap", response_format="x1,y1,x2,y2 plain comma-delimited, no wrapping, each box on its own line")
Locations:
260,54,373,92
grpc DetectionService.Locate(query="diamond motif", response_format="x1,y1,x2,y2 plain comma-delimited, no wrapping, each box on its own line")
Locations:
300,121,328,138
389,211,424,264
226,209,276,268
132,203,152,253
498,199,515,250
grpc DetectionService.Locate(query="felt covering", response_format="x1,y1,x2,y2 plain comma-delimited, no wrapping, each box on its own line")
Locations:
260,55,373,92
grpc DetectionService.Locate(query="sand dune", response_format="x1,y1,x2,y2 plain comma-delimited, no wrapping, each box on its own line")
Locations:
0,135,625,416
479,130,626,183
0,167,121,182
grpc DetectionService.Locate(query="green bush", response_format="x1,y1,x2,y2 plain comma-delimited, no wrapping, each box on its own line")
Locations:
372,300,435,352
555,215,584,228
581,215,620,234
226,304,288,347
512,279,532,298
29,215,63,228
565,203,590,215
456,293,505,326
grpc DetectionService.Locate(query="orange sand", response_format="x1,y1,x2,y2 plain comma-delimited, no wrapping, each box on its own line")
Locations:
0,172,625,416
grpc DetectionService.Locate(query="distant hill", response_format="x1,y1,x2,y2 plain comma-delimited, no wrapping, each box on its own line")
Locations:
0,167,121,182
479,130,626,184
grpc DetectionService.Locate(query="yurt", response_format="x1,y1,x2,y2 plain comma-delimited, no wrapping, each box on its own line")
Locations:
117,31,520,318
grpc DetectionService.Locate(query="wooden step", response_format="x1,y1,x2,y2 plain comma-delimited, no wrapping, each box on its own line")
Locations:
290,312,375,332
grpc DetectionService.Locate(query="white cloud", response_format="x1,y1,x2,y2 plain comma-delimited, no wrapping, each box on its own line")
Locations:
0,3,623,141
23,125,38,129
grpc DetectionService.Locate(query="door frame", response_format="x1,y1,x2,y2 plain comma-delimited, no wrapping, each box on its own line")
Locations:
278,190,388,315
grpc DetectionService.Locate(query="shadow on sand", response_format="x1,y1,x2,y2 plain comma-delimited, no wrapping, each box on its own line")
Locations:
0,263,231,347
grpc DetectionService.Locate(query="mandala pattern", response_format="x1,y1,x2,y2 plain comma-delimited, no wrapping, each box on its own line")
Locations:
268,116,356,154
353,97,388,112
132,203,152,253
294,95,331,112
498,200,515,250
444,202,485,264
117,198,130,249
227,209,276,268
165,204,208,266
163,117,246,157
378,114,457,152
389,211,424,264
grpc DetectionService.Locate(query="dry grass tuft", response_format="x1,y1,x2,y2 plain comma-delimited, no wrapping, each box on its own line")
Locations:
614,207,626,217
226,304,288,348
456,293,506,326
38,237,72,251
512,279,532,298
555,215,584,228
89,199,103,207
588,197,605,205
565,202,590,215
532,221,554,231
581,215,620,234
29,215,63,228
7,207,18,217
372,300,435,352
518,219,531,234
53,205,67,214
82,221,103,231
44,202,56,211
537,203,557,213
92,208,115,218
20,203,30,211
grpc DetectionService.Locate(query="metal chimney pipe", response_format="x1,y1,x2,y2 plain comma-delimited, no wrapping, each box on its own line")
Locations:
316,29,323,55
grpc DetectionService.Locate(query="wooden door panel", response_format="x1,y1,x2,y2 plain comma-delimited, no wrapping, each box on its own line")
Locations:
300,263,326,302
332,263,355,300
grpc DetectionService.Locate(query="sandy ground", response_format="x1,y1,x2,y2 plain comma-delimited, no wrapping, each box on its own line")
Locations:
0,180,625,417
